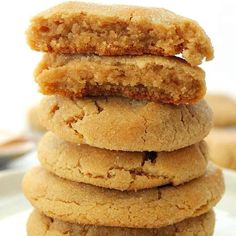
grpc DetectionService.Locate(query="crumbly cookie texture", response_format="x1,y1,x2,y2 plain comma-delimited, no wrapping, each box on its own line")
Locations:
38,96,213,152
206,129,236,170
23,166,224,228
38,132,208,191
27,210,215,236
35,53,205,104
206,94,236,127
26,2,213,66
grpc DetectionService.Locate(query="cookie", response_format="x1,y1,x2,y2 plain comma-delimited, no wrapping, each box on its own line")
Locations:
38,96,213,152
35,53,205,104
26,2,213,66
27,104,46,133
27,210,215,236
22,166,224,228
206,129,236,170
38,132,208,191
206,94,236,127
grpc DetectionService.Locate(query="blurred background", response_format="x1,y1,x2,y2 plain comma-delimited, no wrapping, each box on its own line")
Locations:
0,0,236,169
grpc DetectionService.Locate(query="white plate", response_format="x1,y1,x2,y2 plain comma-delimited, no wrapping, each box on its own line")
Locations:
216,168,236,217
0,170,31,219
0,169,235,235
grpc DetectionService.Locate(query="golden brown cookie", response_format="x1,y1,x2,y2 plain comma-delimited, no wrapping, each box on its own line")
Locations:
206,129,236,170
35,53,206,104
26,2,213,66
206,94,236,127
38,96,213,152
38,132,208,191
27,104,46,133
22,166,224,228
27,210,215,236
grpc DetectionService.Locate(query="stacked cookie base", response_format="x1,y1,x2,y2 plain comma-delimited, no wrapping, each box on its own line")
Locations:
23,2,224,236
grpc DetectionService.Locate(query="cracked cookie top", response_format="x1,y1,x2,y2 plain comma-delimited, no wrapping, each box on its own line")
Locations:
39,96,213,151
38,132,208,191
23,166,224,228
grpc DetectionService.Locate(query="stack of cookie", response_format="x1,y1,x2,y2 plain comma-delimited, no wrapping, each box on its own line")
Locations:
23,2,225,235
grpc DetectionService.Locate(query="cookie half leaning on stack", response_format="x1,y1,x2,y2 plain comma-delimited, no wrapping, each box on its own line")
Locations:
23,2,224,236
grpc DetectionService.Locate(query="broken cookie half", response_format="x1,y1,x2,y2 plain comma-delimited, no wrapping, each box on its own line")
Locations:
26,2,213,66
35,53,205,104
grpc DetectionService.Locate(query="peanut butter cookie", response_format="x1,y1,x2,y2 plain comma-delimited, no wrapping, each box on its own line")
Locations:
27,210,215,236
206,129,236,170
23,166,224,228
206,94,236,127
38,132,208,191
27,2,213,66
35,53,205,104
38,96,213,151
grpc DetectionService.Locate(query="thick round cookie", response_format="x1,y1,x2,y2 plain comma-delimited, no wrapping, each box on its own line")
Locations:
27,104,46,133
23,166,224,228
38,132,208,191
27,2,213,66
206,129,236,170
206,94,236,127
27,210,215,236
39,96,213,151
35,53,206,105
